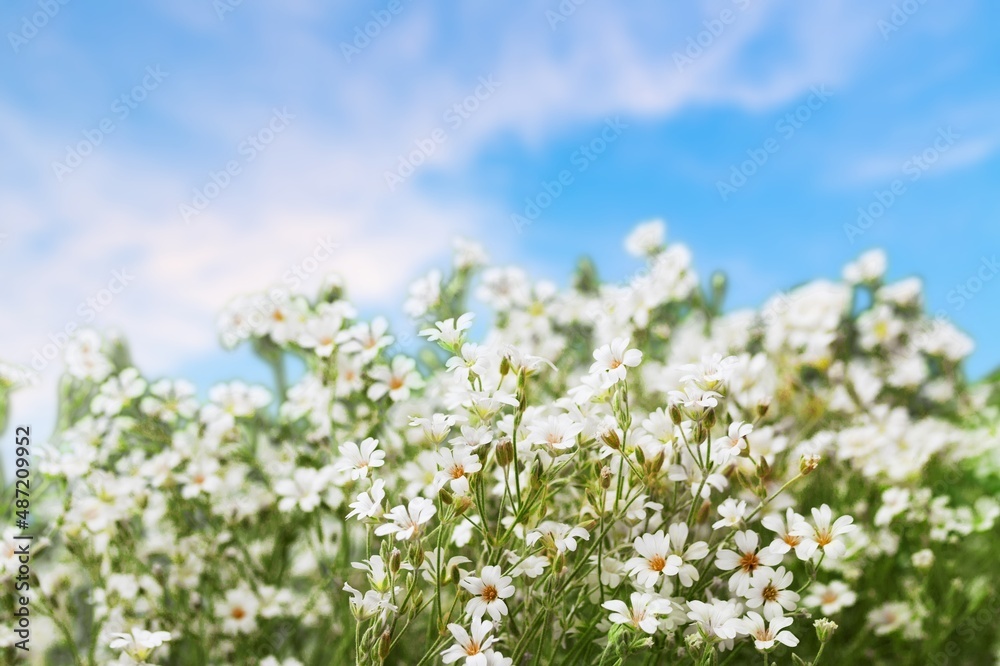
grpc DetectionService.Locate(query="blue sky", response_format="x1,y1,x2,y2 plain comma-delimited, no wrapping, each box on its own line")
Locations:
2,0,999,437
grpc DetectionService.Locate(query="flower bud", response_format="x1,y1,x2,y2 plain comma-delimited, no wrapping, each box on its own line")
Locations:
648,450,665,474
389,548,402,574
755,456,770,479
703,408,716,429
669,404,682,425
814,618,838,643
599,466,613,489
799,454,821,475
601,428,621,450
692,422,707,444
496,437,514,468
454,496,473,516
756,397,771,419
438,486,454,505
408,543,425,568
379,629,392,661
499,355,511,378
530,458,544,490
684,632,704,651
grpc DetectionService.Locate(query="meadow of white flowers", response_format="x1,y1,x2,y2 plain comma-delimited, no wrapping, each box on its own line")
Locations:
2,221,999,665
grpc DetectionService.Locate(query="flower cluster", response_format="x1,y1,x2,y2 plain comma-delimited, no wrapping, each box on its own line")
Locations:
2,223,999,665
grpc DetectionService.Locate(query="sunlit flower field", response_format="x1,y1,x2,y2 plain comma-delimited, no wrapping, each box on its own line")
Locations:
2,221,999,665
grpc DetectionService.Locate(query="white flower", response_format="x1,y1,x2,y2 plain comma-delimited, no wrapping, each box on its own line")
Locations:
624,219,666,257
109,628,172,662
336,438,385,480
343,582,396,621
216,586,259,634
711,421,753,464
460,566,515,622
803,580,857,615
404,269,442,318
140,379,197,423
422,551,472,586
590,337,642,388
298,303,352,357
843,249,887,284
421,313,475,347
911,548,935,569
450,424,494,450
761,509,811,560
91,368,147,416
713,498,748,530
664,523,710,587
208,381,271,416
790,505,856,561
441,616,497,665
352,555,394,592
375,497,436,541
679,354,737,392
346,479,386,521
867,601,914,636
447,343,492,382
737,612,799,651
338,317,394,362
275,467,329,512
686,599,743,641
506,552,548,579
434,446,483,495
602,592,674,634
745,566,799,619
179,456,223,499
524,414,583,451
525,521,590,554
367,356,423,402
477,266,530,310
626,530,683,588
874,487,911,527
65,329,113,381
715,531,783,596
453,238,488,270
410,413,458,444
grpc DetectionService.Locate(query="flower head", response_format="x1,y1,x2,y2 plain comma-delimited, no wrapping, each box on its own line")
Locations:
375,497,437,541
461,566,515,622
590,337,642,388
603,592,674,634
